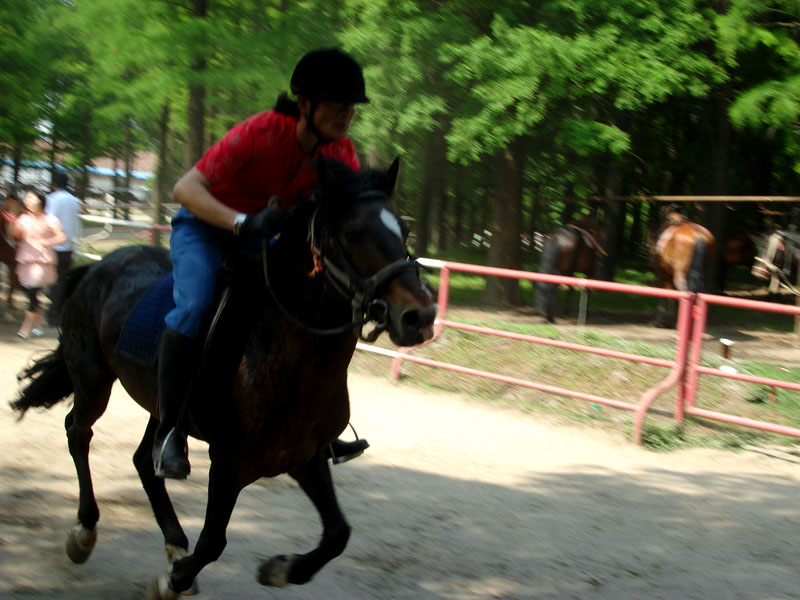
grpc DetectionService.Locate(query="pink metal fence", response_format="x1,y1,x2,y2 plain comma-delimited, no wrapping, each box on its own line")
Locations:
683,293,800,438
363,259,695,443
356,259,800,444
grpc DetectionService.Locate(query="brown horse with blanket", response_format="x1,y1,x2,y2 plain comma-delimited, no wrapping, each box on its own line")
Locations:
651,204,715,326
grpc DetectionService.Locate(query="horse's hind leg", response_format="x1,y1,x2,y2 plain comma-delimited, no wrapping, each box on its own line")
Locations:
259,453,350,587
134,417,197,592
64,374,115,564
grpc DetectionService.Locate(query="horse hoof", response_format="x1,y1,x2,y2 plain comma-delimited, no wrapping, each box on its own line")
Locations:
65,522,97,564
257,554,295,587
146,575,180,600
165,545,199,595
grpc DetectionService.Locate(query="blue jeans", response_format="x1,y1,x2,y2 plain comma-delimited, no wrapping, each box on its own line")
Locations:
165,207,251,339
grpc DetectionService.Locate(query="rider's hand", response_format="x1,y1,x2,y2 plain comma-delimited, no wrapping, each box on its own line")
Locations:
236,207,287,239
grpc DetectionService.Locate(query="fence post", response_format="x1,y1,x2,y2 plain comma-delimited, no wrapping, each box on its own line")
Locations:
673,293,696,424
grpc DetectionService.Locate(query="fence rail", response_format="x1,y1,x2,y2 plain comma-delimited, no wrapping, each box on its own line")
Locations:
359,259,800,444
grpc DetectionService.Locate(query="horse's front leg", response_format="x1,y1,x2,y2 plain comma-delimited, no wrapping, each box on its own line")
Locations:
134,418,199,594
258,451,350,587
148,456,242,599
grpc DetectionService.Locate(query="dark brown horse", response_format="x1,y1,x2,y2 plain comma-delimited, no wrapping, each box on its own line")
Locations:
11,158,436,598
1,198,22,308
651,205,715,326
536,215,605,323
719,229,758,291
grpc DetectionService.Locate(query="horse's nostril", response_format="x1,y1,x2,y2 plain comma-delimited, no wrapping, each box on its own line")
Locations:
401,307,435,329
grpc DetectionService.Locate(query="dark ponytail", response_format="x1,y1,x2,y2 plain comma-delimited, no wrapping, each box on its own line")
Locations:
273,92,300,118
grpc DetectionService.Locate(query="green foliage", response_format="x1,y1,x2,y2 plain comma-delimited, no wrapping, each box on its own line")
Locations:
719,0,800,172
558,120,631,157
1,0,799,257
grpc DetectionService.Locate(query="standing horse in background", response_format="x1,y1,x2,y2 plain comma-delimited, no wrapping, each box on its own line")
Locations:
0,197,22,309
11,158,436,598
722,229,758,280
536,215,605,323
751,227,800,296
651,204,715,327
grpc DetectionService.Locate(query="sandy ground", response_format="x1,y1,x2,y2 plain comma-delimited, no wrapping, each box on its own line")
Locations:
2,321,800,600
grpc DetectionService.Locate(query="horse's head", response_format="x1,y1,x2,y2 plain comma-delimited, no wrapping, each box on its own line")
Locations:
664,203,687,226
752,230,796,290
305,157,436,346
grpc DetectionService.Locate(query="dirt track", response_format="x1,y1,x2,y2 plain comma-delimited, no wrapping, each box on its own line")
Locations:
2,322,800,600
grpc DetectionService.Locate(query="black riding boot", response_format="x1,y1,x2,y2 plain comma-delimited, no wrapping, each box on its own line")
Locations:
153,328,199,479
327,437,370,464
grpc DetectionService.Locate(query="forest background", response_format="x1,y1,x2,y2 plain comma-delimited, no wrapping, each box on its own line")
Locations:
1,0,799,303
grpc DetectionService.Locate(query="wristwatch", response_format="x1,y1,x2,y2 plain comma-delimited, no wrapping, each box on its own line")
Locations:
233,213,247,236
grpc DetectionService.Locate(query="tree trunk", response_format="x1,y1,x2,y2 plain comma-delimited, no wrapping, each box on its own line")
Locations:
706,89,731,294
598,159,624,281
48,128,57,187
627,200,642,257
185,0,208,166
77,108,92,199
11,144,21,183
415,129,446,255
151,104,171,246
452,171,464,246
112,155,120,219
560,184,577,225
123,116,133,220
484,139,525,305
434,173,449,253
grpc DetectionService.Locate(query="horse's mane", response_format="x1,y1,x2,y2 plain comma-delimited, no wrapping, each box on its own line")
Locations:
316,159,391,208
275,159,394,275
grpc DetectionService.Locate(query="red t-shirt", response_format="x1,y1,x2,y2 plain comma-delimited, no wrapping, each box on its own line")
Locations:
195,110,360,214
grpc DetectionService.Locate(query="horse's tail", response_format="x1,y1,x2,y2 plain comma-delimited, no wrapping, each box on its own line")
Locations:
49,263,92,323
687,237,708,293
62,263,92,303
536,234,561,323
10,264,90,417
11,347,74,417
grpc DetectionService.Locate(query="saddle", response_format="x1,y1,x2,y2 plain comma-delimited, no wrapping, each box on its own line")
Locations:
566,224,607,256
115,257,250,364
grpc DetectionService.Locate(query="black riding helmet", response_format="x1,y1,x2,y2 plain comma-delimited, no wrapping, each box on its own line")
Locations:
290,48,370,105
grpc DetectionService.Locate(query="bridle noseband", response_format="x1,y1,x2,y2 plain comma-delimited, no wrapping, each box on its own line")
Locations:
262,190,421,341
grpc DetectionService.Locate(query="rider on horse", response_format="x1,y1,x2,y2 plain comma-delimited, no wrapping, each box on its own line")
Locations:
154,48,371,479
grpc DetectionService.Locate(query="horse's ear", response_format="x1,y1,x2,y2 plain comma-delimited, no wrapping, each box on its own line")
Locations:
382,157,400,197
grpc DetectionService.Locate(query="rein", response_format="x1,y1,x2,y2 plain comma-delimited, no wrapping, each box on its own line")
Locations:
261,191,420,341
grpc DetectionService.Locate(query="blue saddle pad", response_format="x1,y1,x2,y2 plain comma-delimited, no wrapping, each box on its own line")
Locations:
115,273,175,364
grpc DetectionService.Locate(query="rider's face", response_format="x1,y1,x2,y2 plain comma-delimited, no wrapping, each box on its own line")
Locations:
311,100,355,140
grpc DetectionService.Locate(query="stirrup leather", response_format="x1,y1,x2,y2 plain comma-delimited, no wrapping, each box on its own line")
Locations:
154,427,190,479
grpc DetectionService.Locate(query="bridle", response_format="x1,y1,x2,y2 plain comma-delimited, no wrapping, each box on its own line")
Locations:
262,190,422,341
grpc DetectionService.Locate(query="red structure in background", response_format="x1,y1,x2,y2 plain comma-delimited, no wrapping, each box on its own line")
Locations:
359,259,800,445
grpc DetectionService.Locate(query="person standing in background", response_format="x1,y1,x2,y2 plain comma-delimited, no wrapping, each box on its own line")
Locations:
45,171,81,326
13,188,66,337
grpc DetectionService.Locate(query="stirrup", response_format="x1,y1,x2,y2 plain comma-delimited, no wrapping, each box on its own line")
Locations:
154,428,191,480
328,438,370,465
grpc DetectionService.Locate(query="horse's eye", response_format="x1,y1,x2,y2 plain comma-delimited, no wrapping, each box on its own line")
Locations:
343,229,363,244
